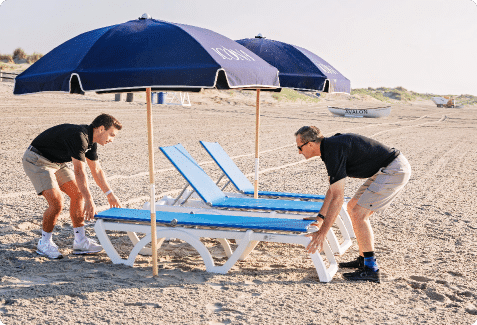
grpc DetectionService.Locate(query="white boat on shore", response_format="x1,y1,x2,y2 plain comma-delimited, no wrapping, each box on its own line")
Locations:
328,106,391,118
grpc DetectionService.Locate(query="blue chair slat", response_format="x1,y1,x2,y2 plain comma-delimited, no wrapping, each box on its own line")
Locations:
160,145,226,204
212,196,322,212
200,141,254,192
247,190,325,200
96,208,314,232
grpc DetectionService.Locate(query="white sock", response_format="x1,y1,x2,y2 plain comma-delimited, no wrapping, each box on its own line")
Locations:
42,230,53,243
73,226,86,242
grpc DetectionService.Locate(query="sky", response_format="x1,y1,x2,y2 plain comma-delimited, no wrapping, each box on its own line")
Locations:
1,0,476,95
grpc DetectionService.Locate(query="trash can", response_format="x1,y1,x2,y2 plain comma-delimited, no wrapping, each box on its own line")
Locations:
114,94,121,101
158,92,165,104
151,92,156,104
126,93,134,102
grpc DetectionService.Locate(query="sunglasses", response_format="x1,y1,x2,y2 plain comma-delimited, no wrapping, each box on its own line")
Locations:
297,141,310,151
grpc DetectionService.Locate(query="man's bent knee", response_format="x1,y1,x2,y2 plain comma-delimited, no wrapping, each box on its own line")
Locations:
42,189,64,214
347,198,358,216
60,180,83,201
350,203,374,222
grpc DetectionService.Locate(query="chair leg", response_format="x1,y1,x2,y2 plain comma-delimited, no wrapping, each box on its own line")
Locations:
213,230,254,274
332,215,353,255
94,220,124,264
127,231,165,256
309,240,338,282
217,238,233,257
238,240,259,261
340,204,355,238
217,237,258,261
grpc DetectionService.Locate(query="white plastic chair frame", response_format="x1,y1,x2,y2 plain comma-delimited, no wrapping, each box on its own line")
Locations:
95,218,338,282
155,189,353,256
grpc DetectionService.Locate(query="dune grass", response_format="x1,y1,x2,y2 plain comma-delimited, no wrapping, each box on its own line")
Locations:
0,48,43,68
272,88,321,103
13,48,27,60
351,87,477,106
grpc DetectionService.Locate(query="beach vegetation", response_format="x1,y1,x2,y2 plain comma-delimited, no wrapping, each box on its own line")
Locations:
0,49,44,71
27,52,43,64
351,87,477,106
272,88,321,103
0,54,14,63
351,88,392,102
13,48,27,60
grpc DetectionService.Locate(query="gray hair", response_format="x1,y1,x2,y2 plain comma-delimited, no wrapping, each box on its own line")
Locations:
294,126,325,143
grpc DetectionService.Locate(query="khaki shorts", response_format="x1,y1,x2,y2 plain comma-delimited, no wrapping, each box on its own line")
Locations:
355,154,411,211
22,149,75,195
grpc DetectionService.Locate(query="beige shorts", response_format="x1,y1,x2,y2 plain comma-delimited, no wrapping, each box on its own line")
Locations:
22,149,75,195
354,154,411,211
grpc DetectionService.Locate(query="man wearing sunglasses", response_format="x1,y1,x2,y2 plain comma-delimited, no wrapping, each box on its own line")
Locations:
295,126,411,283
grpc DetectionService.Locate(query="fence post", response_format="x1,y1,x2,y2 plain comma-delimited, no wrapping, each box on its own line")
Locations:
115,94,121,101
126,93,134,102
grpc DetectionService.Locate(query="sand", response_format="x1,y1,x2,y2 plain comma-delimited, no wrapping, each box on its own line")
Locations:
0,81,476,324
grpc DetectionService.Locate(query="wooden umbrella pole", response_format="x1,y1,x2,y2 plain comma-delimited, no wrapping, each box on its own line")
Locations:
146,88,158,276
254,89,260,199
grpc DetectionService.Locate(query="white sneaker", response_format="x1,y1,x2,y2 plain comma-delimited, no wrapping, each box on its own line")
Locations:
37,239,63,259
73,237,103,255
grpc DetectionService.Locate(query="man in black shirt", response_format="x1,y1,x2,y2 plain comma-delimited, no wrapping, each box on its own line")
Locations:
22,114,123,259
295,126,411,283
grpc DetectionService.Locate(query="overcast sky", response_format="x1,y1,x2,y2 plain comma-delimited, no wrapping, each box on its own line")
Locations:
1,0,476,95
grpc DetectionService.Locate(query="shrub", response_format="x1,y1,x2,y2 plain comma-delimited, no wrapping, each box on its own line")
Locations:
13,48,27,60
0,54,14,63
27,52,43,64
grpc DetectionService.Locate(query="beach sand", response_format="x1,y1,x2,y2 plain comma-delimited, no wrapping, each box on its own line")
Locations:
1,81,476,324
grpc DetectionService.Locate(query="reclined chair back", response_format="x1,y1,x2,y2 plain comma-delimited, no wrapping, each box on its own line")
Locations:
160,144,227,205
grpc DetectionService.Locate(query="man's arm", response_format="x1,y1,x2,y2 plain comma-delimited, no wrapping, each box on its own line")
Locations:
86,158,122,209
305,178,345,254
72,158,97,221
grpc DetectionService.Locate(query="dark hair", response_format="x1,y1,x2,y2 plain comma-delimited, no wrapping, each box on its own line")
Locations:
294,126,324,143
91,113,122,130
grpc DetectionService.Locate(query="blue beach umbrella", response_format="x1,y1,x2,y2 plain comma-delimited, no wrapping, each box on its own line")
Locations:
14,15,279,276
236,35,350,94
14,17,279,94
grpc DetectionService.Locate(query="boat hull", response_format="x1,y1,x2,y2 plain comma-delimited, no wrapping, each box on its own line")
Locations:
327,106,391,118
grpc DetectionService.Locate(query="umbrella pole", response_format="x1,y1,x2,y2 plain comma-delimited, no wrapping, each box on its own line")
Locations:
254,89,260,199
146,88,158,276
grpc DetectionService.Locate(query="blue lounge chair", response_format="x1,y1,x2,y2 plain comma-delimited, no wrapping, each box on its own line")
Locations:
158,144,352,256
200,140,326,200
94,208,338,282
199,141,355,238
160,144,325,213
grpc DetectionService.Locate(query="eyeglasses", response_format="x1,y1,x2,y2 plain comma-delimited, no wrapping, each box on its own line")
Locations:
297,141,310,151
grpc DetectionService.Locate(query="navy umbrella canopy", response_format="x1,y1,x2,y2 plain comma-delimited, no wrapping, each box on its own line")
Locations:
236,36,350,94
14,17,279,95
13,15,280,276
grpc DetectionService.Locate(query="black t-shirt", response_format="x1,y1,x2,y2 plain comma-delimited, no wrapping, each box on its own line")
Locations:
320,133,399,185
30,124,98,163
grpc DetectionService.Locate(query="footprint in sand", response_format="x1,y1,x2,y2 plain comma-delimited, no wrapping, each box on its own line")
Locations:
208,283,232,291
407,274,477,315
206,302,223,313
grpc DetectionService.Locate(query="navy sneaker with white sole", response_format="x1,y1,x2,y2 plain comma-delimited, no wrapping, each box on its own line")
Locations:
342,266,381,283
